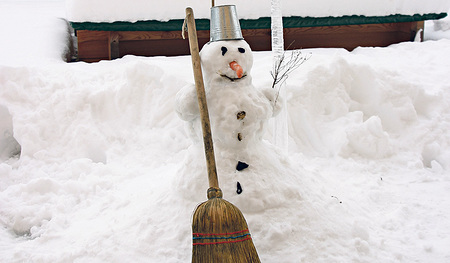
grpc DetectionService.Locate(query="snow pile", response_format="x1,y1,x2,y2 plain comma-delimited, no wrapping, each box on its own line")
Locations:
287,44,450,165
0,105,21,161
1,1,450,263
66,0,450,22
1,42,450,262
425,10,450,40
0,1,69,66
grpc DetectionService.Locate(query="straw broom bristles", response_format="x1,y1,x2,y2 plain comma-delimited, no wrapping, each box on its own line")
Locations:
192,188,260,263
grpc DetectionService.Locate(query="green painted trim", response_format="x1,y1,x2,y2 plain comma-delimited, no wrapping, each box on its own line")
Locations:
71,19,203,31
70,13,447,31
282,13,448,28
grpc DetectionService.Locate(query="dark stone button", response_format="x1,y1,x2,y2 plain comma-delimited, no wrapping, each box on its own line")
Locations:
237,111,246,120
236,161,249,171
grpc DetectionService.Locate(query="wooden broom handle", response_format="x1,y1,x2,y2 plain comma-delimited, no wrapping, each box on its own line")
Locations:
185,7,220,190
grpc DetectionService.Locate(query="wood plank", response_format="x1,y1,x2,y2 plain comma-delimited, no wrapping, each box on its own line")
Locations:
109,32,120,60
117,30,210,41
76,30,109,43
410,21,424,41
278,22,418,50
119,38,210,57
77,30,109,60
74,21,425,62
77,40,109,60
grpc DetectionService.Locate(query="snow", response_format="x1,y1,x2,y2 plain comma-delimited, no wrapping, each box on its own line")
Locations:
66,0,450,23
1,0,450,262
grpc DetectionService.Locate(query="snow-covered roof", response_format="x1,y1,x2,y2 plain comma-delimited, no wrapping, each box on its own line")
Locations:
66,0,450,23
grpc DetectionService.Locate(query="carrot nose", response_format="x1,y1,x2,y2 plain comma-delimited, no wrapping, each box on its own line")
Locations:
229,61,243,78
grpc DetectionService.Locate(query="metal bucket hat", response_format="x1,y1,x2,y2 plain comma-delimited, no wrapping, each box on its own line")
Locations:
210,5,244,42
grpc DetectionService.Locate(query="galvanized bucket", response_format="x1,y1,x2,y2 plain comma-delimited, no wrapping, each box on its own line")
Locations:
210,5,243,42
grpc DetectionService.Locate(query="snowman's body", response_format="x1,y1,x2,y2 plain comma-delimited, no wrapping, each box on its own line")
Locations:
205,80,273,150
176,39,291,206
176,40,281,154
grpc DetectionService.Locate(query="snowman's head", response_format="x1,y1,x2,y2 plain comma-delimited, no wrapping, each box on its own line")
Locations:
200,40,253,86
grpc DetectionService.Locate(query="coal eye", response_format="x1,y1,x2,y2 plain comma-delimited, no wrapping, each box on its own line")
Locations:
238,48,245,53
221,46,228,56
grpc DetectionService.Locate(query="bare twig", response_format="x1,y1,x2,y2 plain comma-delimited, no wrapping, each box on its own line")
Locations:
270,47,311,104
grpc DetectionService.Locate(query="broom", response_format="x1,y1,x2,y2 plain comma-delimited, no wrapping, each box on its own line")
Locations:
184,7,261,263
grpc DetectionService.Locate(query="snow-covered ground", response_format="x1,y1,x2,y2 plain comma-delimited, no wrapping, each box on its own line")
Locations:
1,1,450,262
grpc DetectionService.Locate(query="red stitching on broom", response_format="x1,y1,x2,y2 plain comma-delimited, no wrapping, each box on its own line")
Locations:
193,229,249,236
193,236,252,246
193,233,250,241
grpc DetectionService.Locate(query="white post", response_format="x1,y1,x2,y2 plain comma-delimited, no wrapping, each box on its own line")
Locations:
271,0,284,56
271,0,288,153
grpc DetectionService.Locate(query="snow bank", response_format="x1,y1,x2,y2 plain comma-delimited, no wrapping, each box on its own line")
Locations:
2,40,450,262
66,0,450,22
0,105,21,161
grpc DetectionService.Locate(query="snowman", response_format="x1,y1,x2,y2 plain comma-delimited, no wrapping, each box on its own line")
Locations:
175,5,297,211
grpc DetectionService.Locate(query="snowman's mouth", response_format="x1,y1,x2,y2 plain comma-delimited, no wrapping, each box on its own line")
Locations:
221,74,247,82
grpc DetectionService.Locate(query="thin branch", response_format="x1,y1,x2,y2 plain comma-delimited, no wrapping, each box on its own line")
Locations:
271,49,310,89
270,47,311,104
